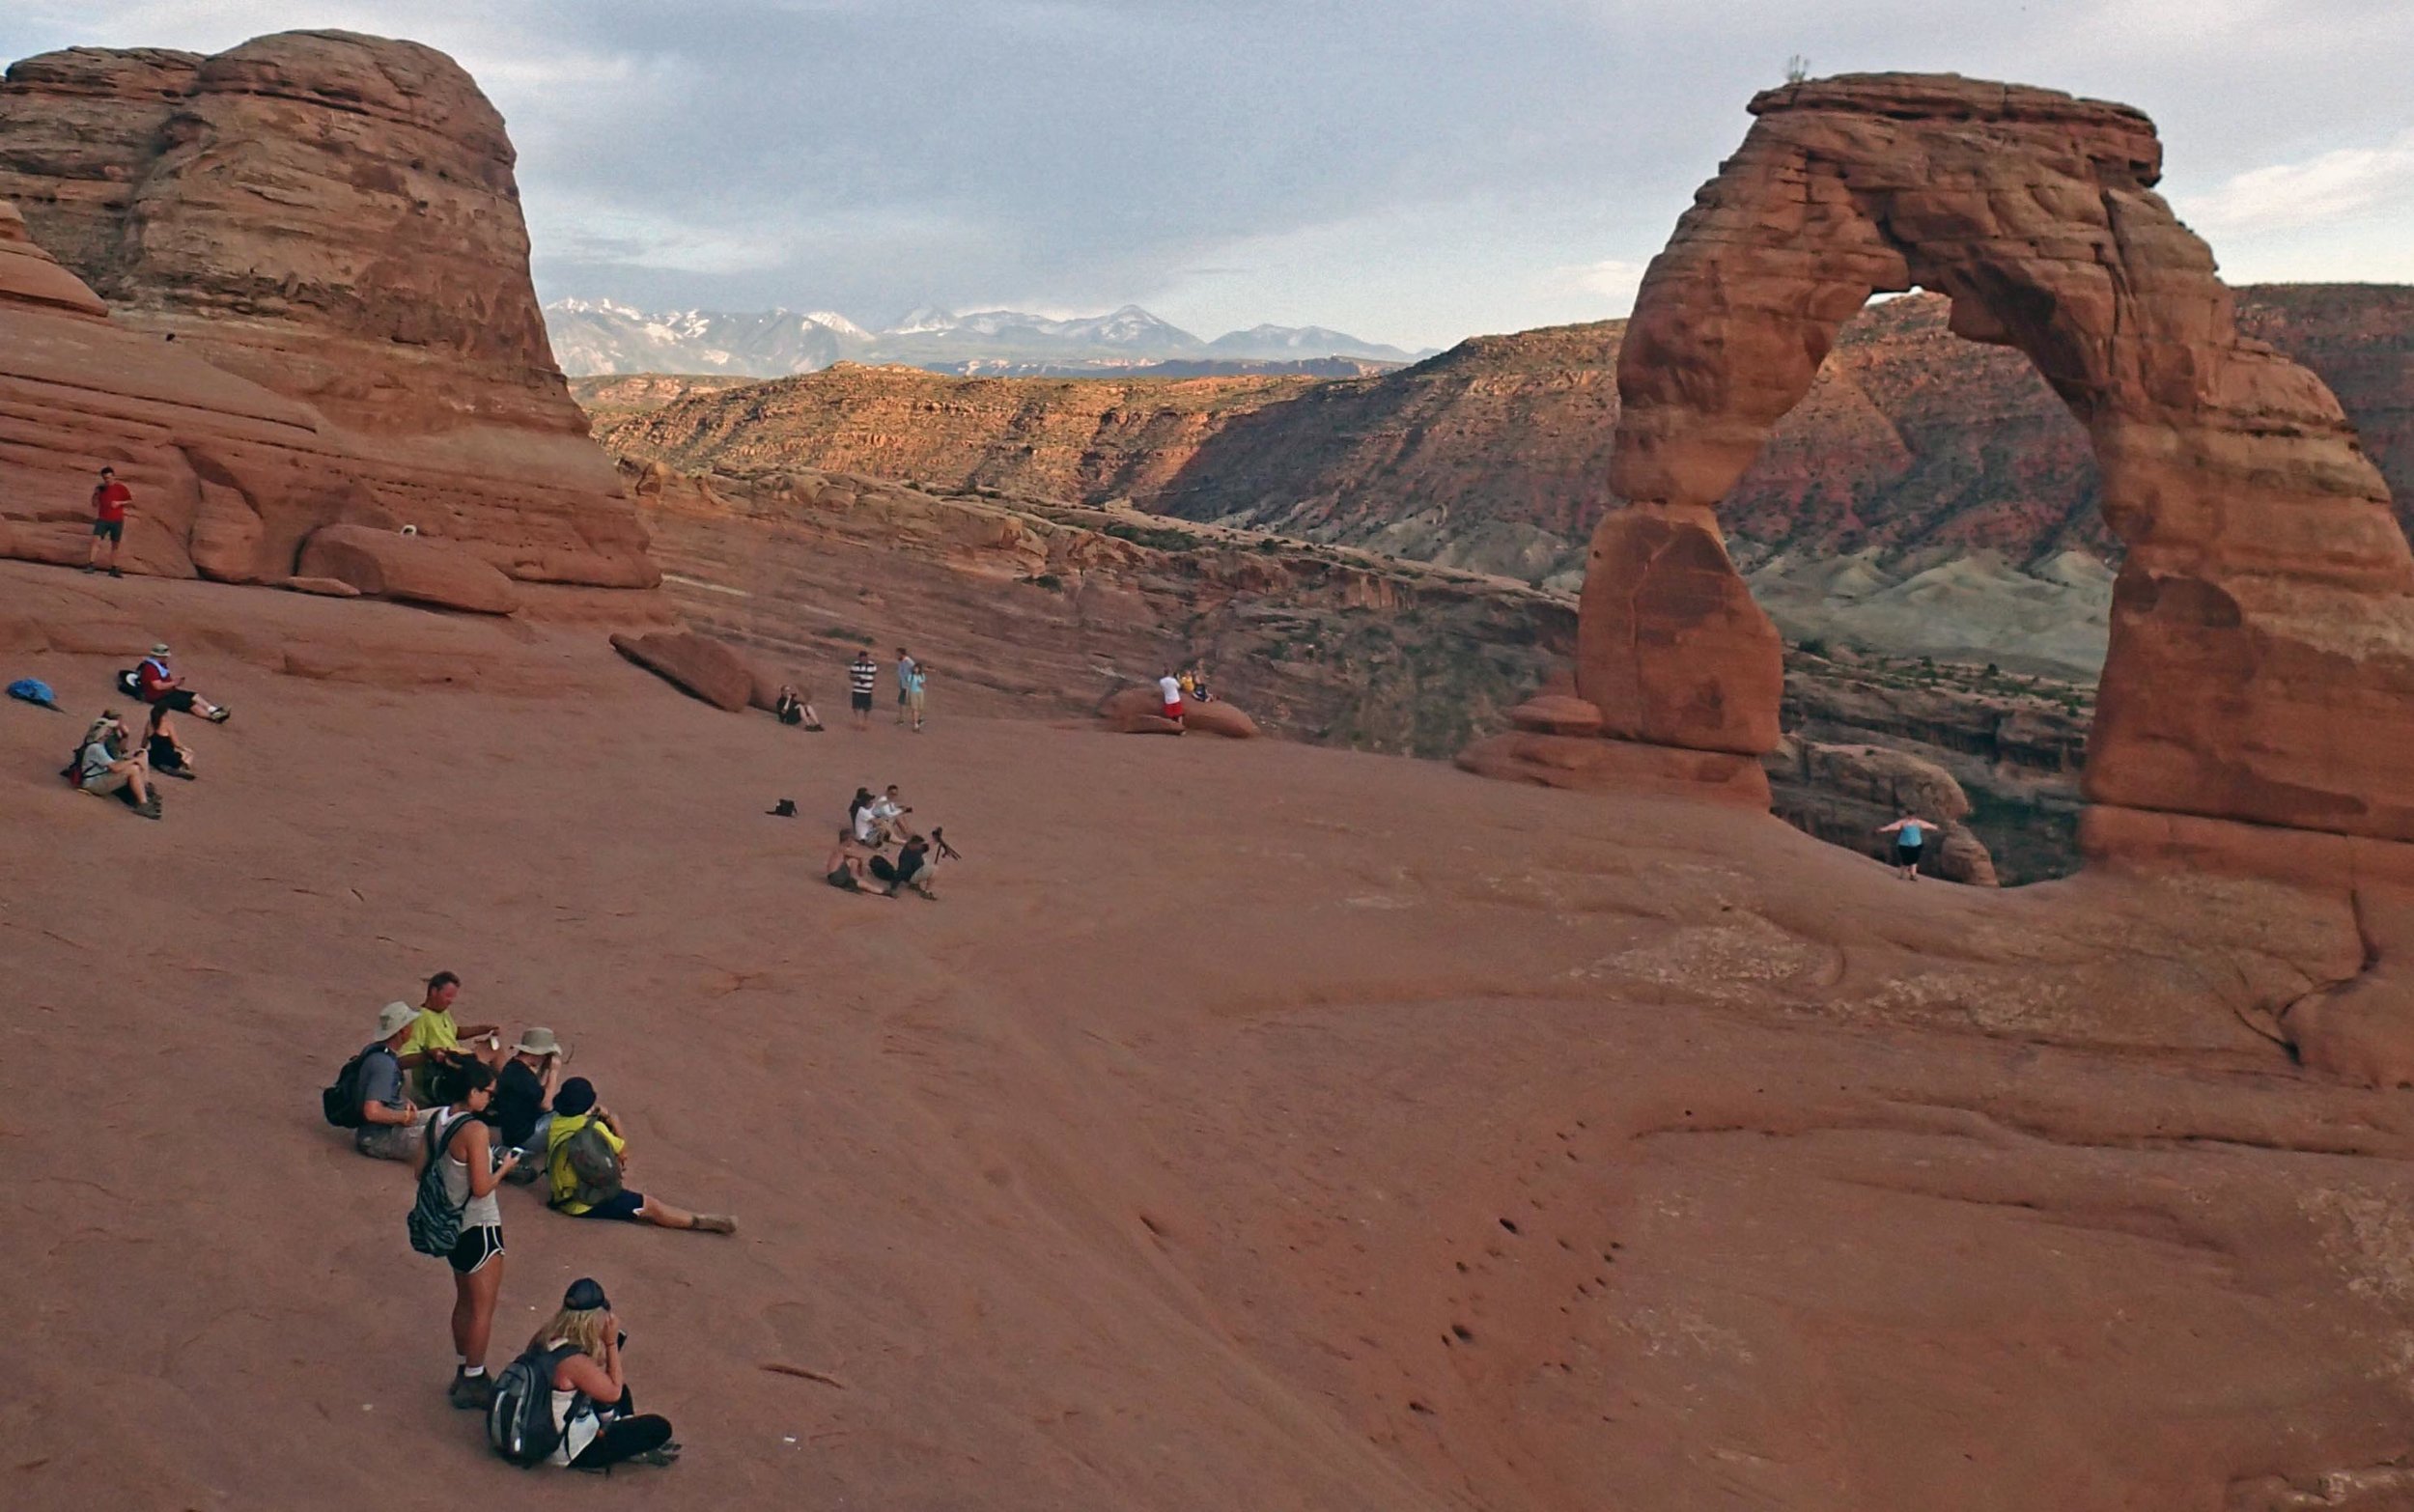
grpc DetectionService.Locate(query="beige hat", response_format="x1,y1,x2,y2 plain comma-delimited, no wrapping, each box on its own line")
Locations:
514,1026,563,1057
378,1000,421,1037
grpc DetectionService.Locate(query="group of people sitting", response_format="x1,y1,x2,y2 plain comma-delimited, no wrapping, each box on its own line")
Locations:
827,782,957,898
63,645,229,821
324,970,737,1471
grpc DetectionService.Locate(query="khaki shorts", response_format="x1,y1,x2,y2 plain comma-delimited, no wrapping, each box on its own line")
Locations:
84,768,132,798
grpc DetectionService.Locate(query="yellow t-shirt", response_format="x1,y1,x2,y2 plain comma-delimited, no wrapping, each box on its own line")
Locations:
547,1111,627,1215
402,1007,459,1100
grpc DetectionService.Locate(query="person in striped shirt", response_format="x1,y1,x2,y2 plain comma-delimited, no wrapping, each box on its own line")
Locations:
848,650,879,730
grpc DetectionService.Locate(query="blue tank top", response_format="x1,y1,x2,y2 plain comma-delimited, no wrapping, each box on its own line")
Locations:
1900,821,1924,847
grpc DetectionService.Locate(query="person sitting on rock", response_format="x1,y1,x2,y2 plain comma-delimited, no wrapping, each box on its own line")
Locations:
398,970,506,1103
492,1027,568,1180
144,701,198,780
528,1277,681,1472
825,827,885,896
848,788,881,848
773,684,822,730
545,1078,736,1234
868,833,935,897
351,1000,432,1162
1877,814,1937,882
77,711,160,820
866,784,916,846
135,644,231,724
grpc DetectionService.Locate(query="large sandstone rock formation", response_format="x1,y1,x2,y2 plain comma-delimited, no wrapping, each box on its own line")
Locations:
0,31,655,590
1568,72,2414,868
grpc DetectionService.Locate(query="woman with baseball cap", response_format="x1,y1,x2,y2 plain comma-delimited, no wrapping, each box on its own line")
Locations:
533,1277,680,1471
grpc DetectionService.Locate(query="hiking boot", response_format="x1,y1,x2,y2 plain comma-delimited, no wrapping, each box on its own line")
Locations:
205,707,231,724
690,1214,737,1235
108,567,123,578
135,797,163,821
633,1446,682,1468
447,1371,494,1411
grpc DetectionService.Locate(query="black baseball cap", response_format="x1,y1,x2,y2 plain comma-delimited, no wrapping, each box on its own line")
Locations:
564,1277,611,1312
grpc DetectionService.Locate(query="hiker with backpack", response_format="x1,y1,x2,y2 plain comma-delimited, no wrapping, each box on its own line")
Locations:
488,1277,679,1472
410,1058,521,1410
546,1078,736,1235
323,1001,430,1161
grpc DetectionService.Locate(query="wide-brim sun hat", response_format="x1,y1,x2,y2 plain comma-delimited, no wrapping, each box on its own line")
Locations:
515,1026,562,1057
377,1000,421,1037
151,643,170,656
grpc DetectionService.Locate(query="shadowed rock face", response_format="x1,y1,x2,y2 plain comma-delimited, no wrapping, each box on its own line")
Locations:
1588,72,2414,852
0,31,654,589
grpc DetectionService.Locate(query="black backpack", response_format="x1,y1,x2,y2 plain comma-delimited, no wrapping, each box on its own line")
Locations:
488,1341,582,1466
115,667,141,699
321,1043,382,1128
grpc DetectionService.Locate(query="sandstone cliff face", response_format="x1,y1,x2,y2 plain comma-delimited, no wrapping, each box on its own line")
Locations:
602,364,1316,508
1584,70,2414,867
0,31,653,589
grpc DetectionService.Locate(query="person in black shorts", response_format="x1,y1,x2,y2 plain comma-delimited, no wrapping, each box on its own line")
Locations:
825,827,885,896
1877,814,1936,882
847,650,878,730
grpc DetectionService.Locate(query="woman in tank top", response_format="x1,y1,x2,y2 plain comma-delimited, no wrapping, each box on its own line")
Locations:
421,1059,519,1410
533,1276,679,1471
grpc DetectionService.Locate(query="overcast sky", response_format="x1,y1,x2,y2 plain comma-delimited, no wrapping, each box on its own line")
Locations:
6,1,2409,349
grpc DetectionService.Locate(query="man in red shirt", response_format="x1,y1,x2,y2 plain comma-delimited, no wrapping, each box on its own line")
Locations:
86,466,133,576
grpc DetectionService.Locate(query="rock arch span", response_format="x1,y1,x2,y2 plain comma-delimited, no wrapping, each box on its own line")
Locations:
1570,73,2414,870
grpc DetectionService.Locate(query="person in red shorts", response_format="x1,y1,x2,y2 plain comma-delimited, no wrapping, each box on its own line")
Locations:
86,466,133,576
1156,668,1186,731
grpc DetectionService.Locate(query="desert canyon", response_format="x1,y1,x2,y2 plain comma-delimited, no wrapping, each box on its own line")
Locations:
8,26,2414,1512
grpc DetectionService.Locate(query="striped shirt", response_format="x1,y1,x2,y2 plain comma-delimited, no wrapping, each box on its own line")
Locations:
848,658,878,694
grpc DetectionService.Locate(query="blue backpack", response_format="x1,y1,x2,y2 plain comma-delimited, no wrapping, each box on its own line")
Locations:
6,678,58,709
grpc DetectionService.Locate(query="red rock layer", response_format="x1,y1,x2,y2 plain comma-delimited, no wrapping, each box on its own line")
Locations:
0,31,654,589
1586,71,2414,853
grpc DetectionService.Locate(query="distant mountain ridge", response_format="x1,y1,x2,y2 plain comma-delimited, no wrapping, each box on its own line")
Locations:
545,298,1431,378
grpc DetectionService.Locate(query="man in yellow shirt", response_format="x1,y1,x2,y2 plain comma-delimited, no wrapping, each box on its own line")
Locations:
546,1078,735,1234
397,969,503,1102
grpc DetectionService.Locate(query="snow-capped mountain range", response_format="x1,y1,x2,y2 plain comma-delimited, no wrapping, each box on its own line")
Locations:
545,298,1431,378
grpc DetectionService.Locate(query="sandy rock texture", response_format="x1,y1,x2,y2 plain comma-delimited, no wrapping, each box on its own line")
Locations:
610,629,759,713
14,559,2414,1510
0,32,655,589
1098,685,1262,738
1585,71,2414,866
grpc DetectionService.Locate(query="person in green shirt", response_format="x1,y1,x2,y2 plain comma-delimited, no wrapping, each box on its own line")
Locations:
545,1078,735,1234
397,969,504,1102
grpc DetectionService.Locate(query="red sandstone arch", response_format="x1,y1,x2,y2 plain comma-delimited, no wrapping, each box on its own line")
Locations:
1574,73,2414,859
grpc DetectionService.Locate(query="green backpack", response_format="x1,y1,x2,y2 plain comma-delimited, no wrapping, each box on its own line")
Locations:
407,1114,473,1256
557,1121,625,1211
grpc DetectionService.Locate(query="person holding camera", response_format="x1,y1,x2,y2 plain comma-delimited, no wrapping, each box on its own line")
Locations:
76,709,160,820
492,1027,568,1179
533,1277,680,1471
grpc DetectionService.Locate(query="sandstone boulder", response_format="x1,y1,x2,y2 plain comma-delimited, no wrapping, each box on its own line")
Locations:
297,524,520,615
0,32,656,591
610,630,756,713
1457,732,1774,810
1098,686,1262,739
1763,738,1998,885
1507,692,1605,738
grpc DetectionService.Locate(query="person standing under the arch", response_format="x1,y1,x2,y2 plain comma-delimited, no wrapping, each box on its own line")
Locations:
86,466,133,577
1877,814,1935,882
848,649,879,731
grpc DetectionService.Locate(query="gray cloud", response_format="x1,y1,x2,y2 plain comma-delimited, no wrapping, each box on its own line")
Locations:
5,0,2409,348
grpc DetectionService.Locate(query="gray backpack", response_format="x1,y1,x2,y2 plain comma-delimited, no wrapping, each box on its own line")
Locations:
407,1114,471,1256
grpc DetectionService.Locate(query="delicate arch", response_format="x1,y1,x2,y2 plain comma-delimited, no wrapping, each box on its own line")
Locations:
1581,73,2414,845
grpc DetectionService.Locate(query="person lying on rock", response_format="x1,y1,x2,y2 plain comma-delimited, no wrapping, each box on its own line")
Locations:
78,711,160,820
1877,814,1937,882
492,1027,568,1181
399,969,507,1103
145,701,197,780
545,1078,736,1234
773,684,822,730
349,1000,433,1162
825,827,887,896
135,643,231,724
526,1277,681,1471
